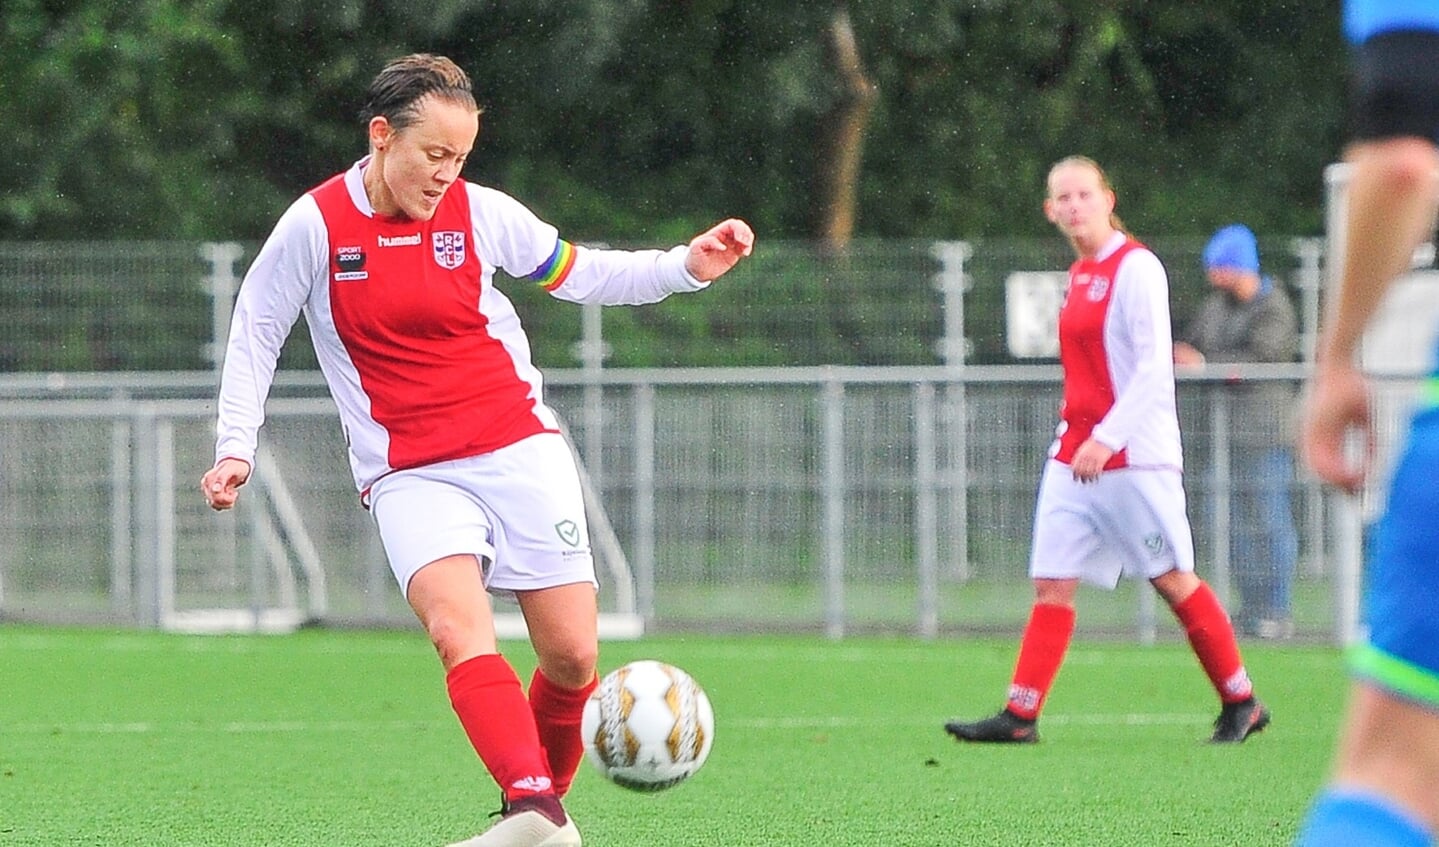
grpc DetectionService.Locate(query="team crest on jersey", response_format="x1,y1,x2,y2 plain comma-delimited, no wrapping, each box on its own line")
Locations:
1086,275,1111,301
433,231,466,270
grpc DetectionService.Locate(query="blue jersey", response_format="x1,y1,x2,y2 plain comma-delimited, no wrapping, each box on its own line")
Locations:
1345,0,1439,43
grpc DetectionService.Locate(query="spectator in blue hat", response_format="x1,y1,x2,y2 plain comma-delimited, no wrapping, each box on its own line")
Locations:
1174,223,1301,639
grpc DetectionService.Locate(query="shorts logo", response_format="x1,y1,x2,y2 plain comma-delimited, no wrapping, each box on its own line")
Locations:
554,519,581,547
1144,532,1166,557
433,231,466,269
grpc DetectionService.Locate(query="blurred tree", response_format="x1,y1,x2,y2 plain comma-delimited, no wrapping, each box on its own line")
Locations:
853,0,1343,239
1,0,258,237
1,0,1345,243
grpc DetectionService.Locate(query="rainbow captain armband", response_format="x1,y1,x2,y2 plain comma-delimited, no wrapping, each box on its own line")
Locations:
526,239,577,291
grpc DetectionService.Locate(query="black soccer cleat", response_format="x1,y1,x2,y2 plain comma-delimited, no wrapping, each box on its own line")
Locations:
1209,696,1271,743
945,708,1039,744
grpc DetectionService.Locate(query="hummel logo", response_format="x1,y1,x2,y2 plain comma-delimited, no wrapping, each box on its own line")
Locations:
377,233,421,247
510,775,552,793
555,520,581,547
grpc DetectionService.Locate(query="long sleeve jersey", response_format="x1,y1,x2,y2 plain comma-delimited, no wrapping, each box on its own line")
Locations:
1052,231,1184,473
214,158,706,495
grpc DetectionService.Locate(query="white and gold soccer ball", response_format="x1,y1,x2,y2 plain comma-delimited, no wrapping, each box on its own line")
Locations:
581,659,714,792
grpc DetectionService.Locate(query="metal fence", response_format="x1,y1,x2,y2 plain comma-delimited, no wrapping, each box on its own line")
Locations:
0,365,1390,645
0,236,1392,644
0,236,1328,373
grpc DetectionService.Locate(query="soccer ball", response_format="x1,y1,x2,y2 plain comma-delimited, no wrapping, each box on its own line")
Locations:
581,659,714,792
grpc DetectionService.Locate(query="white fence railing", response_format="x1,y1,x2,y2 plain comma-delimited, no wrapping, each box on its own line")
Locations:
0,365,1390,644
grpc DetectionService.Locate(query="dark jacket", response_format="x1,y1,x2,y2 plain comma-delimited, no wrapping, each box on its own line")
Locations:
1180,276,1299,447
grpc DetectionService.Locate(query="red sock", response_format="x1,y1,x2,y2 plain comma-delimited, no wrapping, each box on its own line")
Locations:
1005,603,1076,720
1173,582,1253,704
529,669,598,798
446,654,555,801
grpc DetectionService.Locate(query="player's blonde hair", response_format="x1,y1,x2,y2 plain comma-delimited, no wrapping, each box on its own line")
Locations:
1047,155,1129,236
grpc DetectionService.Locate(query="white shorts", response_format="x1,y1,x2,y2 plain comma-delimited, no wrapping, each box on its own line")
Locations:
367,432,597,601
1029,460,1196,589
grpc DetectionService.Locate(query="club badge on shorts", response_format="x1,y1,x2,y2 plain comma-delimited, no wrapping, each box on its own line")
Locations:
433,231,466,269
555,519,581,547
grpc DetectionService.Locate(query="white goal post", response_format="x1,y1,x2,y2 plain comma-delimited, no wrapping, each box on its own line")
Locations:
164,420,644,639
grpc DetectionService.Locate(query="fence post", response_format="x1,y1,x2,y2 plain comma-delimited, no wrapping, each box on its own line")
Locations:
913,381,939,638
821,373,846,639
1208,387,1233,608
633,383,657,625
932,241,971,582
1289,237,1325,364
109,407,133,617
1291,237,1327,582
200,242,245,372
155,417,177,626
131,407,161,626
576,303,607,484
1333,491,1365,647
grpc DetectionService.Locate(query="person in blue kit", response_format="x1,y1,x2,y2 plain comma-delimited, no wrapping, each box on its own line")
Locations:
1295,2,1439,845
1174,224,1301,638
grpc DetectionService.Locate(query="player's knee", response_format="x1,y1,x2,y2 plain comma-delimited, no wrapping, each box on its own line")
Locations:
1151,568,1201,606
424,610,495,669
540,644,599,688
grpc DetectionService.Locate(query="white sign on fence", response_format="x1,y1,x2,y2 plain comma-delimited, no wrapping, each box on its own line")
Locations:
1005,271,1068,358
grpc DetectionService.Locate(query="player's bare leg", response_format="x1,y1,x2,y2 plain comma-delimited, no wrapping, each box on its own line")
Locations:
1329,684,1439,832
409,557,579,847
518,582,600,689
518,583,600,798
408,554,499,669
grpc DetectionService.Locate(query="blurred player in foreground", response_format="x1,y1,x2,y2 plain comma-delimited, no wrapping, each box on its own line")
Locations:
201,54,753,847
1295,2,1439,845
944,156,1268,745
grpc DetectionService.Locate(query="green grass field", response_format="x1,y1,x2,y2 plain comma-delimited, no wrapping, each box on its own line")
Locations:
0,626,1343,846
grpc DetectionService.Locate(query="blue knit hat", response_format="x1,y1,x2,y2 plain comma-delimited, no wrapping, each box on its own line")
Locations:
1203,224,1260,273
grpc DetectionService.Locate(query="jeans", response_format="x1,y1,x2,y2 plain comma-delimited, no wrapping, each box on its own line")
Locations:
1230,445,1300,625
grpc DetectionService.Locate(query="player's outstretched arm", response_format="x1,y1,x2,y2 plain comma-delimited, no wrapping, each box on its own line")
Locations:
684,219,755,282
201,457,253,511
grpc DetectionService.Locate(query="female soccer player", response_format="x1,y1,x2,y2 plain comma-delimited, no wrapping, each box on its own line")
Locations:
944,156,1268,745
201,54,752,847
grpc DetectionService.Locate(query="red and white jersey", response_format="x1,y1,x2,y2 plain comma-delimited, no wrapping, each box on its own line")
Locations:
214,157,707,495
1052,231,1183,472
